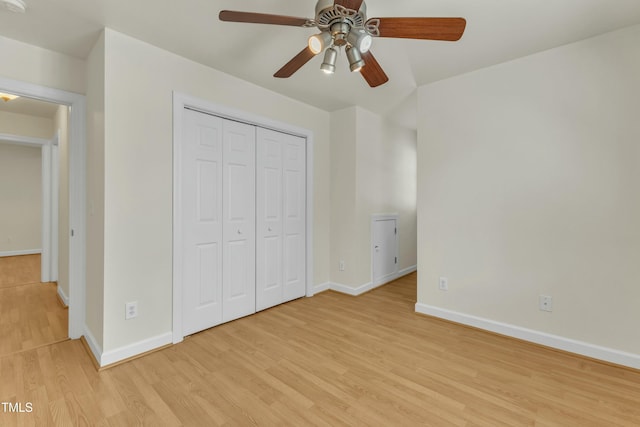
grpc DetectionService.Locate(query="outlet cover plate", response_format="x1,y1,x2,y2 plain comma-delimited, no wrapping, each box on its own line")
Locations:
539,295,553,312
125,301,138,320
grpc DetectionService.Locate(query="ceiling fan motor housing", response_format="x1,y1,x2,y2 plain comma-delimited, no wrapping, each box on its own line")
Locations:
315,0,366,30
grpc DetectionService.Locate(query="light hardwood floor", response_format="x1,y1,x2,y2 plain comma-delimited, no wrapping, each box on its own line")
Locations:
0,255,68,358
0,254,40,289
1,273,639,426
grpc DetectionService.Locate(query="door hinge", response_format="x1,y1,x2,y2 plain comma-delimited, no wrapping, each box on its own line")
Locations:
71,229,75,237
395,227,397,235
395,257,397,264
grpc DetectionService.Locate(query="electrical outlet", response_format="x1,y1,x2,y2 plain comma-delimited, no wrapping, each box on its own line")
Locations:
439,277,448,291
125,301,138,320
539,295,553,312
339,260,345,271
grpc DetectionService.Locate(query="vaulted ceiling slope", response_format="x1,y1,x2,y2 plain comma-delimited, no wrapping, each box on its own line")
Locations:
1,0,640,128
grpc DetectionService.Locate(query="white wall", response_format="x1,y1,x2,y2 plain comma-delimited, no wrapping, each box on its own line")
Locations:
330,107,359,286
417,25,640,358
0,110,53,255
357,109,417,275
85,32,106,348
330,106,417,289
99,29,331,353
0,35,86,95
0,143,42,253
0,110,53,139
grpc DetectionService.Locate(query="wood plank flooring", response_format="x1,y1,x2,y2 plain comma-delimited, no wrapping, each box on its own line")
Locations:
0,254,40,289
1,273,639,426
0,255,68,358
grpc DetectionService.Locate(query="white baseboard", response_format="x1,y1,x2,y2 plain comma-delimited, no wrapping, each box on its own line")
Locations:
313,282,331,294
57,285,69,307
330,265,418,297
100,332,173,367
330,281,374,296
0,249,42,257
83,327,103,367
398,265,417,276
415,303,640,370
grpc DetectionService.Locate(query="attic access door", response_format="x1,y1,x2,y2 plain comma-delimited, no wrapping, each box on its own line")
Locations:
372,215,398,286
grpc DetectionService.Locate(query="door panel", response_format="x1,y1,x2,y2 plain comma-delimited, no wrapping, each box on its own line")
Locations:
285,234,301,282
222,120,256,322
228,240,249,298
256,129,284,311
264,167,281,220
182,109,223,335
197,160,219,222
264,236,281,289
373,218,398,286
256,128,306,310
282,137,306,302
197,243,219,305
227,164,249,220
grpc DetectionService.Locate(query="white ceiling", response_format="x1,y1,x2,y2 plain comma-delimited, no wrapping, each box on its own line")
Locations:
1,0,640,128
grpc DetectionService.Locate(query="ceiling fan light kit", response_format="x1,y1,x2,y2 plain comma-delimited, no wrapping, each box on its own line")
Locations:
321,47,338,74
346,46,365,72
219,0,466,87
308,32,333,55
347,30,372,53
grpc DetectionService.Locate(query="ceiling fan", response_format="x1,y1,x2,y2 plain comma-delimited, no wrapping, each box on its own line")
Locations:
219,0,466,88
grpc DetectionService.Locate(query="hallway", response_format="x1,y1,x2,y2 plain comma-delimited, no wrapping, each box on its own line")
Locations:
0,254,68,357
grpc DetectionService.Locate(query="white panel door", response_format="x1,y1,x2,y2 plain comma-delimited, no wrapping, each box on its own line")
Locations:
256,128,306,311
256,128,284,311
282,134,306,302
182,109,224,335
372,218,398,286
222,120,256,322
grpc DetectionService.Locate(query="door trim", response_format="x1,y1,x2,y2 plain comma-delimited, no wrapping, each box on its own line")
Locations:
0,76,87,339
371,214,399,287
172,92,315,344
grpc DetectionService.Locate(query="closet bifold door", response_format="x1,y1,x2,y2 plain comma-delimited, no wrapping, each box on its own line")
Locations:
256,128,306,312
221,119,257,323
181,109,224,335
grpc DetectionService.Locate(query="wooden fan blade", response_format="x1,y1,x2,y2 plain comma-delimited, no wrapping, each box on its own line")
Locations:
360,51,389,88
274,47,317,78
334,0,364,11
369,17,466,41
219,10,310,27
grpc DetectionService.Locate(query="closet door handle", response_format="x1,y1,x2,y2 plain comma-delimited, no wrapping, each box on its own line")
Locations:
237,229,243,235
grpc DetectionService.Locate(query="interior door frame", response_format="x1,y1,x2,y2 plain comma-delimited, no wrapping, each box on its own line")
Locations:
0,76,87,339
172,91,315,344
371,214,399,287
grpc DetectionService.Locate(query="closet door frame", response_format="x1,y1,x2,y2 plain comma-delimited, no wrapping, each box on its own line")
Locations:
171,92,315,344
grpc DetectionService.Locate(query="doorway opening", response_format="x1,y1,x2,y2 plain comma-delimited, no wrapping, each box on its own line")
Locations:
0,93,70,355
0,77,87,341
